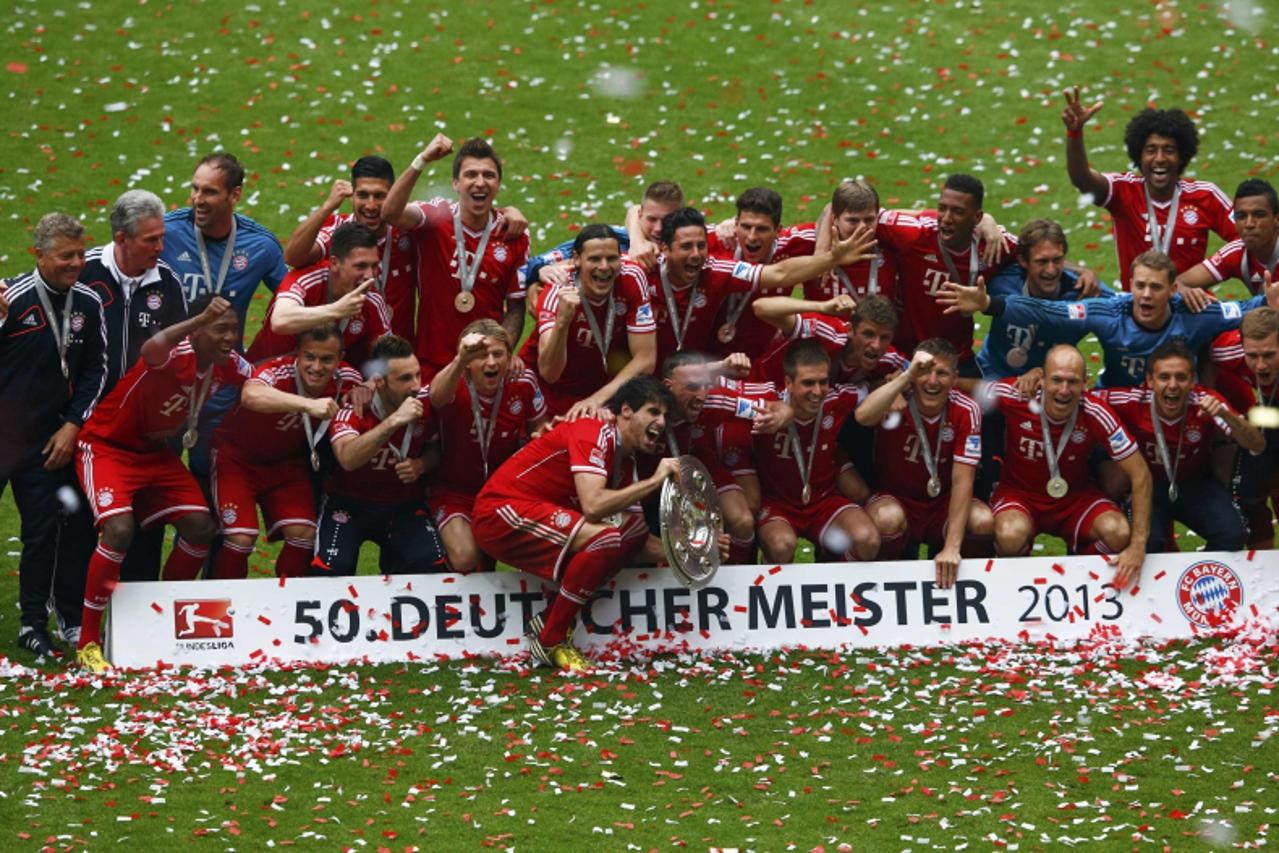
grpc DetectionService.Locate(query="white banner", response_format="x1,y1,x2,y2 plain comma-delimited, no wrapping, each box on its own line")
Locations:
108,551,1279,669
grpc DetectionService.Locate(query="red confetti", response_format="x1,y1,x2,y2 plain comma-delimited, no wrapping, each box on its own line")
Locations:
6,62,27,74
150,602,163,614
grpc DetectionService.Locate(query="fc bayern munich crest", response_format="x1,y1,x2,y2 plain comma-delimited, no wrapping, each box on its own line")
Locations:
70,312,86,333
493,244,508,262
232,253,249,271
1182,208,1200,225
221,504,238,525
552,510,572,529
508,398,523,415
1176,560,1244,628
146,292,163,311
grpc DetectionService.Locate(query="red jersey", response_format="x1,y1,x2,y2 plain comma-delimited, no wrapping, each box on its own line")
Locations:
1210,329,1279,413
706,223,817,357
1202,238,1278,296
646,256,762,367
478,417,633,510
803,210,901,305
989,379,1138,494
872,389,982,501
327,388,436,505
213,355,364,465
518,263,655,415
81,340,252,453
246,263,392,368
751,312,908,387
431,368,547,496
752,383,867,504
406,199,530,373
315,213,418,339
877,210,1016,360
1100,173,1236,289
1095,385,1237,485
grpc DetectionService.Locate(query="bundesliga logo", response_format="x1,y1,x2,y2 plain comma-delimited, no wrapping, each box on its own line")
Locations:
173,599,234,639
1176,560,1244,628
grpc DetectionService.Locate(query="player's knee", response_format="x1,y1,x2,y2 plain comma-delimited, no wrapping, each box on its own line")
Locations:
1093,512,1130,552
100,516,134,553
225,532,256,550
445,537,481,574
725,509,754,542
994,512,1031,555
178,512,219,545
869,499,907,537
967,503,995,538
760,527,796,562
279,524,315,545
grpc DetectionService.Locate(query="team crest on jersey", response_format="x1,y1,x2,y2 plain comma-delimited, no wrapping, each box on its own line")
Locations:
1066,302,1086,320
940,425,955,442
220,504,238,525
1070,429,1087,444
331,509,351,524
232,252,249,271
1182,209,1199,225
821,414,835,430
613,301,627,316
70,312,86,333
348,319,364,335
412,422,425,437
1176,560,1243,627
493,244,508,263
398,236,411,251
693,291,708,308
508,398,523,415
552,510,572,529
146,292,163,311
724,449,740,466
96,488,114,508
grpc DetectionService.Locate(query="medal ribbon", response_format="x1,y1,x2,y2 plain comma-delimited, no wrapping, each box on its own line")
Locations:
453,209,496,299
576,274,615,369
659,261,699,351
833,253,883,298
372,391,414,461
194,217,238,296
1143,183,1182,255
1038,399,1079,487
465,376,504,478
34,273,74,379
937,234,979,287
1147,391,1186,488
185,367,215,442
294,364,337,468
907,395,946,491
786,398,823,501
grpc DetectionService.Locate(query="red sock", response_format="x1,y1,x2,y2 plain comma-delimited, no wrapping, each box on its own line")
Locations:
164,538,210,581
276,538,313,578
728,536,755,565
80,544,124,648
877,530,906,561
539,528,623,646
212,539,254,580
960,534,994,558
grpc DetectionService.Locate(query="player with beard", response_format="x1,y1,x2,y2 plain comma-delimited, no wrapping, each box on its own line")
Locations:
855,339,992,587
941,250,1279,388
1062,90,1236,288
874,174,1018,380
248,222,391,369
751,340,880,564
750,293,905,386
74,295,250,672
284,156,420,339
703,187,817,357
1096,340,1259,554
519,225,656,418
380,134,530,377
985,345,1152,587
1177,179,1279,304
428,320,547,573
317,334,445,577
473,376,679,671
1208,307,1279,547
209,324,362,579
646,207,876,369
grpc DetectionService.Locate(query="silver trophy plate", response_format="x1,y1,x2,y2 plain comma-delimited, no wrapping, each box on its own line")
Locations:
659,455,723,589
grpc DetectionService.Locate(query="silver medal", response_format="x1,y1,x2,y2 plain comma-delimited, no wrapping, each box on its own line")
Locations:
927,476,941,498
182,428,198,450
1046,475,1068,499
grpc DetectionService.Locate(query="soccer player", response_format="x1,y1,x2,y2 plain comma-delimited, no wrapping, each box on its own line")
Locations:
283,156,420,339
520,224,656,417
985,345,1151,586
209,325,362,579
621,180,687,271
703,187,817,357
75,295,250,672
978,219,1114,380
1062,89,1236,288
941,250,1277,388
874,174,1018,378
381,134,530,377
1096,340,1259,553
751,293,905,386
1208,307,1279,547
646,207,875,368
0,214,106,656
247,222,391,369
79,189,189,389
1177,179,1279,299
428,320,547,573
804,180,898,304
318,334,446,576
752,340,880,563
854,339,992,587
472,376,678,670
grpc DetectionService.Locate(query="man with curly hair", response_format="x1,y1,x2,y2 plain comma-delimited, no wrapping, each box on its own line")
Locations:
1061,87,1236,289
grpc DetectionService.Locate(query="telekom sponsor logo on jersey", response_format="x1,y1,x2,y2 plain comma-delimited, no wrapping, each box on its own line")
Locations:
173,599,234,639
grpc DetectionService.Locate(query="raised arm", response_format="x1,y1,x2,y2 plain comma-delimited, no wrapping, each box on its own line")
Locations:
1201,393,1264,455
271,278,374,335
428,332,489,409
283,181,351,268
854,350,933,426
242,378,338,421
332,394,422,471
381,133,454,230
1062,86,1109,201
574,456,679,521
752,293,854,336
141,296,231,367
757,224,876,290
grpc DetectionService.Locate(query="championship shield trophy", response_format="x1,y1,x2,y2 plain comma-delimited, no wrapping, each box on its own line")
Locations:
659,455,723,588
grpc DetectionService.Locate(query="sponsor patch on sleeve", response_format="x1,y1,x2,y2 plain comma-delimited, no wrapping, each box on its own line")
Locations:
1107,428,1129,454
1067,302,1087,320
964,434,981,456
588,448,607,469
735,397,759,419
1221,301,1242,320
635,303,653,324
731,261,755,282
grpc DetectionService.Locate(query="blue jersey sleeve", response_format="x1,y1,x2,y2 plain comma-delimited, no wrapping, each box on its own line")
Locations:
521,226,629,287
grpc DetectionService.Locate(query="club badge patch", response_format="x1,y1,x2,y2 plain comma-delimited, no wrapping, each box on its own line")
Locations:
1176,560,1243,628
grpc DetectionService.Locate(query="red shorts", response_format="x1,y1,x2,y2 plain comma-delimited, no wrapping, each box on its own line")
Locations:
471,496,647,581
210,446,316,539
430,486,477,531
77,441,209,528
758,492,859,546
718,420,756,478
868,493,986,548
992,484,1119,552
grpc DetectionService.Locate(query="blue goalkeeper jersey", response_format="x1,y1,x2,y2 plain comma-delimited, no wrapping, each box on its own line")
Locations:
987,290,1263,387
520,225,629,288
